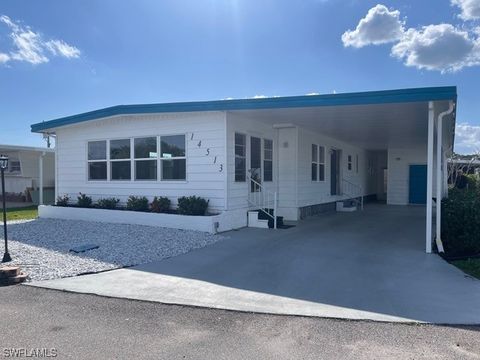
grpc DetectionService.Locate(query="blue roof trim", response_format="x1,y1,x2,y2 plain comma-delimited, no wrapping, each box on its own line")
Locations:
31,86,457,133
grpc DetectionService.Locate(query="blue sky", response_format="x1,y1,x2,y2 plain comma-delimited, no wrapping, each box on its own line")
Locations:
1,0,479,153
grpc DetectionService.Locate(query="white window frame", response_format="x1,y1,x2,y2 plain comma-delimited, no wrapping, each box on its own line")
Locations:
234,132,247,183
134,136,158,181
160,134,187,181
109,138,132,181
8,159,21,175
86,134,187,183
263,138,273,182
312,144,325,182
87,140,108,181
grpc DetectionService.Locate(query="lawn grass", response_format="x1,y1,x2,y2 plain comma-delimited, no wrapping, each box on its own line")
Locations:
3,206,38,221
452,258,480,280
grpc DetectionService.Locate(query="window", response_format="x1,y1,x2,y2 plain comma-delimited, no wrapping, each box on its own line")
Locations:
110,139,131,180
311,144,325,182
161,135,186,180
355,154,359,174
135,137,157,180
263,139,273,182
8,159,21,174
348,155,353,171
88,135,187,182
88,141,107,180
311,144,318,181
235,133,246,182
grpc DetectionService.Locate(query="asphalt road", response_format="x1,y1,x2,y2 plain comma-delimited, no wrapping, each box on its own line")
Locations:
0,285,479,360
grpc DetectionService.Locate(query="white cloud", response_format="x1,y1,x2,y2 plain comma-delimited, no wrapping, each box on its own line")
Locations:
0,52,9,63
342,5,480,72
391,24,480,72
45,39,81,58
452,0,480,20
252,95,267,99
342,4,405,48
0,15,80,65
455,123,480,153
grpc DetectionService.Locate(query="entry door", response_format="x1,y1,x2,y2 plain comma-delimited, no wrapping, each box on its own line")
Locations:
330,149,340,195
250,137,262,192
409,165,427,204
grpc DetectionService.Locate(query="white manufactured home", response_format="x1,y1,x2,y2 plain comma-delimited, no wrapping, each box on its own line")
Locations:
31,87,457,252
0,144,55,204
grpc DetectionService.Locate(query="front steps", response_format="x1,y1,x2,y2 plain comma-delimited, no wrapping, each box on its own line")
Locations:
0,266,27,286
248,209,284,229
336,200,358,212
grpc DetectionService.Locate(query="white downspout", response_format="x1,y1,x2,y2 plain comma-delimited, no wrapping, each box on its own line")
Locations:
435,101,455,253
39,151,45,205
426,102,435,254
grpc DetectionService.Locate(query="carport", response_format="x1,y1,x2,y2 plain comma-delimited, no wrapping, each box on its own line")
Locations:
227,87,457,253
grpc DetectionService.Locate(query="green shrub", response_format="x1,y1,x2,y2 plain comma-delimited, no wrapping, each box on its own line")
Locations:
96,197,120,209
126,196,149,212
177,196,209,216
150,196,171,213
442,188,480,257
56,194,70,207
77,193,93,208
466,174,479,191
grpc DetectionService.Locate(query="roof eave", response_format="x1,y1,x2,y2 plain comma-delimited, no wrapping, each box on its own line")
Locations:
31,86,457,133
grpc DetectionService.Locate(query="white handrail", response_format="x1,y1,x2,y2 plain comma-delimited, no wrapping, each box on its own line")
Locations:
247,173,278,229
341,178,364,210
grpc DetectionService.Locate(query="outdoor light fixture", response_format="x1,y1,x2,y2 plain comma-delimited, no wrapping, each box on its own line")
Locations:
0,154,11,262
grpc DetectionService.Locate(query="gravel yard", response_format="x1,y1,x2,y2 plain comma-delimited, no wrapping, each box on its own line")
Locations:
0,218,224,282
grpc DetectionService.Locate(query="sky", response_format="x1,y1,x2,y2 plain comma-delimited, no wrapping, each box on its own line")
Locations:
0,0,479,153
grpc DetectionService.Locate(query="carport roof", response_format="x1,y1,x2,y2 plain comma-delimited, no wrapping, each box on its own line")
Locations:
31,86,457,133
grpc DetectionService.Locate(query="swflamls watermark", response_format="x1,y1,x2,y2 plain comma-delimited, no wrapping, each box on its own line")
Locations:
2,348,57,358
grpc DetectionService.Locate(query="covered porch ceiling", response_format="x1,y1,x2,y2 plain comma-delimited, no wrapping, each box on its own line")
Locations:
228,100,456,151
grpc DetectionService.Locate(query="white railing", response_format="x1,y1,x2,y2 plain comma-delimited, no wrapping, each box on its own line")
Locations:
247,174,278,229
341,178,364,210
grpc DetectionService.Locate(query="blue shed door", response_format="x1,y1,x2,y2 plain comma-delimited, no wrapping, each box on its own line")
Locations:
409,165,427,204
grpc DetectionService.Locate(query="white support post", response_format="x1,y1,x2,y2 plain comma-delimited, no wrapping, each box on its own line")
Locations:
274,191,277,229
426,102,435,254
436,114,443,252
39,152,44,205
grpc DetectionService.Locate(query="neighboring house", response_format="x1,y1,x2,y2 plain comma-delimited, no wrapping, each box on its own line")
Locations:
0,144,55,204
448,159,480,176
31,87,457,252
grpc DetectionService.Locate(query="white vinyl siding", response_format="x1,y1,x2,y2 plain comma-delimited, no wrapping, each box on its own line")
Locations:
226,113,278,212
56,112,227,212
296,127,369,213
387,147,433,205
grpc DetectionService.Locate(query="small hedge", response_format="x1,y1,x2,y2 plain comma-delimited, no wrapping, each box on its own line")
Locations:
150,196,171,213
56,194,70,207
77,193,92,208
126,196,149,212
54,193,210,217
96,197,120,209
442,187,480,257
177,196,209,216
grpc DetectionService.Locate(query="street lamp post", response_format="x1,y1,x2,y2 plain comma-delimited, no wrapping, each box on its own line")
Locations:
0,155,11,263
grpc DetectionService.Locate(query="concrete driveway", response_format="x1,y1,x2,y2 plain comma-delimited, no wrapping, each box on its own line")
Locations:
29,204,480,324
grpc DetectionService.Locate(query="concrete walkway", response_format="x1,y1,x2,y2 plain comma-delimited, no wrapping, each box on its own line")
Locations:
29,205,480,324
